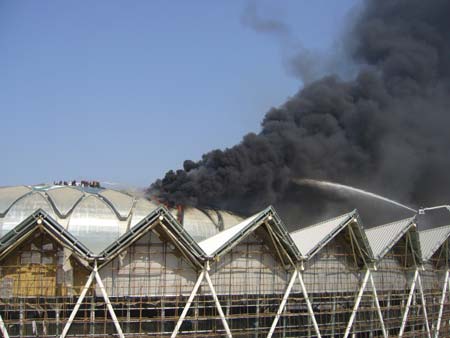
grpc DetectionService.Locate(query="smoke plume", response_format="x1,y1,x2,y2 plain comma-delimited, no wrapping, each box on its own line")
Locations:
149,0,450,228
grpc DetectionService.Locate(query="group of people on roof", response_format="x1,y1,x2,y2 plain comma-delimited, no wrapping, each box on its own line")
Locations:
53,180,101,188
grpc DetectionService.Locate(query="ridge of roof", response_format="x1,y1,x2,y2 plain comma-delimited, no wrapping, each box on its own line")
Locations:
198,208,269,257
198,206,300,263
98,206,205,269
290,210,355,235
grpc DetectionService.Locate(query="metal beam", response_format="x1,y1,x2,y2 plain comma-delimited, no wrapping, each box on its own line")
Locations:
60,269,96,338
416,271,431,338
434,270,448,338
267,269,298,338
399,269,419,337
368,271,388,338
343,269,370,338
298,270,322,338
171,270,205,338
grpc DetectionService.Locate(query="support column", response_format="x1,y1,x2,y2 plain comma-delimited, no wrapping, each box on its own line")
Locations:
61,268,96,338
436,271,450,337
343,269,370,338
171,262,232,338
399,269,419,337
331,296,336,338
171,270,205,338
0,313,10,338
61,262,125,338
204,266,232,338
90,295,95,336
368,271,388,338
93,263,125,338
416,271,431,338
267,269,298,338
298,270,322,338
55,306,60,336
19,301,24,337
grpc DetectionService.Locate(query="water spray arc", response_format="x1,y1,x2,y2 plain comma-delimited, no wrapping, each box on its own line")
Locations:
295,179,417,213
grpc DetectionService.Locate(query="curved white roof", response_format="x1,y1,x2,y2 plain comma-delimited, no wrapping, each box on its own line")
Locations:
67,195,124,253
130,198,159,228
168,207,244,242
46,186,84,216
0,184,243,254
99,189,134,218
0,192,56,237
0,185,157,253
0,186,32,215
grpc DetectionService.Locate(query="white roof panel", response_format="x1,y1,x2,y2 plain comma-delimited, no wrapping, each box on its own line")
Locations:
419,225,450,261
220,211,244,230
290,212,353,258
0,186,31,215
365,217,415,260
46,186,84,217
198,211,263,256
130,198,159,228
67,195,124,254
1,192,56,238
182,208,220,242
99,189,134,218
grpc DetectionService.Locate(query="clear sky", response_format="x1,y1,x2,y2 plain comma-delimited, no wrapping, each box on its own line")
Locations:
0,0,360,188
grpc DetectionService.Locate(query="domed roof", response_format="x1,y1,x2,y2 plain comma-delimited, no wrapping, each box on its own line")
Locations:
0,184,244,253
0,184,158,253
171,207,244,241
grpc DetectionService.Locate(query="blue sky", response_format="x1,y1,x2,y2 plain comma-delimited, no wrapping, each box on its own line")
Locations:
0,0,360,188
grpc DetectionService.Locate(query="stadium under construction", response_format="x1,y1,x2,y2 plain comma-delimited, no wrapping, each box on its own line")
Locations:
0,184,449,337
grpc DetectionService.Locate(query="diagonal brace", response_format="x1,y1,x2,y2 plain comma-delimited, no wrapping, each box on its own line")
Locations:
399,269,419,337
343,269,370,338
267,269,298,338
171,270,205,338
369,271,388,338
434,270,449,338
416,271,431,338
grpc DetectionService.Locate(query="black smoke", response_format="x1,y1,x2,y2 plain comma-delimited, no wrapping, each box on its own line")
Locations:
149,0,450,228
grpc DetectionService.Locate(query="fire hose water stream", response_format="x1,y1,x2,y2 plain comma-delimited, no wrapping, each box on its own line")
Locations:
295,179,417,213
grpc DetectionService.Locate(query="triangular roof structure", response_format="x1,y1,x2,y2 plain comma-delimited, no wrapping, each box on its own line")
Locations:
419,224,450,262
0,208,92,262
198,206,300,266
290,210,373,263
98,206,205,269
365,216,422,262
